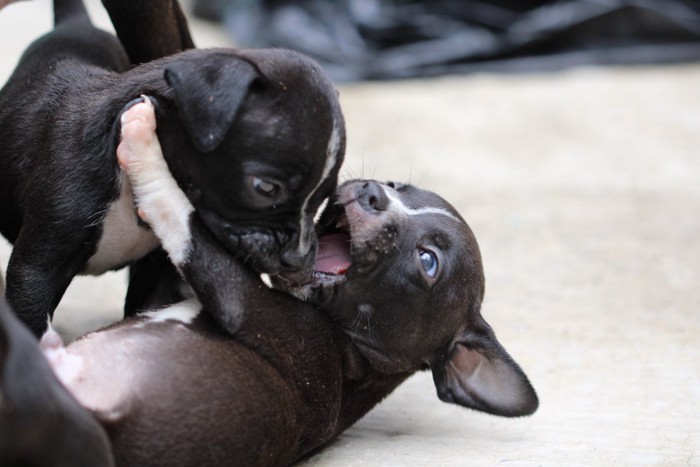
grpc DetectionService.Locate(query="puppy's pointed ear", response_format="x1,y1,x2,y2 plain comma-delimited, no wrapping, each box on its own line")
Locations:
431,310,539,417
164,56,259,152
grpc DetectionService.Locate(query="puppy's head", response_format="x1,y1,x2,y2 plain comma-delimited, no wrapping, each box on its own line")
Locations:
298,180,538,417
155,48,345,283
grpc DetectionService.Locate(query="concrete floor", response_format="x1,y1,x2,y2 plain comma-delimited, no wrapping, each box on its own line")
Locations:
1,1,699,465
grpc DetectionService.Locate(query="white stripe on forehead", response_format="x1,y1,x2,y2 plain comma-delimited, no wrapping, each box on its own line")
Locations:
385,191,463,223
297,119,341,253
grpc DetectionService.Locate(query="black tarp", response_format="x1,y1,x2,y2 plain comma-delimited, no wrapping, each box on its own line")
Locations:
194,0,700,81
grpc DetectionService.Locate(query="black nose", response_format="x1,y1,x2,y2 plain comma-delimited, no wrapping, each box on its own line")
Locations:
356,181,389,213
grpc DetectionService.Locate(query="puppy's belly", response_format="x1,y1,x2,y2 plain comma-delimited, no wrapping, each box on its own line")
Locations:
45,300,201,415
44,329,144,415
83,175,159,275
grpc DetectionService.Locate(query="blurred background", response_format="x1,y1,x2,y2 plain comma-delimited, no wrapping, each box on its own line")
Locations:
0,0,699,465
194,0,700,81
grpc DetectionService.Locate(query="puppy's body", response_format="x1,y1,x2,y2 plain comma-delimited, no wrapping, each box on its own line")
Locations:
37,112,537,466
53,291,364,466
0,0,344,335
51,180,535,465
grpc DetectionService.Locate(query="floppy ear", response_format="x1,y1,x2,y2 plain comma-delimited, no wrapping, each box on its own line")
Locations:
164,56,259,152
432,315,539,417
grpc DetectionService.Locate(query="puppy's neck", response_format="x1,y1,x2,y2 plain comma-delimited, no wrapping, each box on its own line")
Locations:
339,341,368,381
337,364,412,435
334,334,413,434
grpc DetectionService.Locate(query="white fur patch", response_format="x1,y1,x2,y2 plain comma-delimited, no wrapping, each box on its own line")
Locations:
298,119,342,255
136,298,201,326
83,174,159,275
385,190,463,223
120,102,195,267
133,172,194,267
313,197,329,224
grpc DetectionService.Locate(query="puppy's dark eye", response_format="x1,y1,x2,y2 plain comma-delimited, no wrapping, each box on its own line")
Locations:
252,177,279,197
418,249,438,278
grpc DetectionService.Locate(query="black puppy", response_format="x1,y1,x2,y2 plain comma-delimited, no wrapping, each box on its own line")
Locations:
35,104,538,466
0,296,114,466
0,0,345,335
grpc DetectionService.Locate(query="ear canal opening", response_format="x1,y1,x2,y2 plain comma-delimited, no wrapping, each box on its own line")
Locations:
433,339,539,417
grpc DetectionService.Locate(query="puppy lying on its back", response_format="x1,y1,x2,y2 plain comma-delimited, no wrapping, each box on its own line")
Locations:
37,101,538,466
0,0,344,335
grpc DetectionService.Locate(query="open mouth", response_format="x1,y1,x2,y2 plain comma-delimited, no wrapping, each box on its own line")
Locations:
312,202,352,286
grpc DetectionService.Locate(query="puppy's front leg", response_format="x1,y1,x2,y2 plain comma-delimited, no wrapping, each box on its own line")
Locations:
118,98,252,333
6,226,101,336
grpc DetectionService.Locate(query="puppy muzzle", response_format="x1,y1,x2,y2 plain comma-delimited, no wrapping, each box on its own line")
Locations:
198,208,316,284
276,233,317,285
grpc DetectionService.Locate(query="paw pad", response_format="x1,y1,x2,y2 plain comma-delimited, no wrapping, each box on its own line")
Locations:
117,96,157,169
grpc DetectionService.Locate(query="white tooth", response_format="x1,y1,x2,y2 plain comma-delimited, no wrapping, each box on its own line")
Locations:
260,273,273,288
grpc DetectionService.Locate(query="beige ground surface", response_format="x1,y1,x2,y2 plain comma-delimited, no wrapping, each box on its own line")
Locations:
1,1,699,465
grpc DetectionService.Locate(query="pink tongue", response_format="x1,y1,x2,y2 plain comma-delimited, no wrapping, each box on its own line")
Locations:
316,233,352,274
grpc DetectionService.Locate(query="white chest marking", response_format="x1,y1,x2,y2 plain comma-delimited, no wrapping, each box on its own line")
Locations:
83,175,159,275
385,191,463,223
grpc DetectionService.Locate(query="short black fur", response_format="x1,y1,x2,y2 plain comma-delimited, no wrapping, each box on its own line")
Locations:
0,0,345,335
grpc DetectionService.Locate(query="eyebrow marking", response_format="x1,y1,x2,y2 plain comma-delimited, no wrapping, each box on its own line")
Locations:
385,191,463,223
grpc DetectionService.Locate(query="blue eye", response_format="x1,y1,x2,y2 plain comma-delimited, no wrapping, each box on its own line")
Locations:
419,249,438,278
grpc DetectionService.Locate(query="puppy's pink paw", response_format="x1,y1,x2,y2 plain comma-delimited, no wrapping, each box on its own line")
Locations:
117,97,157,170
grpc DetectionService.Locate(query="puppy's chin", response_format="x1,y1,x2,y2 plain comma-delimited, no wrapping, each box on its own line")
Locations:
271,211,352,302
197,207,313,280
274,270,346,303
276,202,353,301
